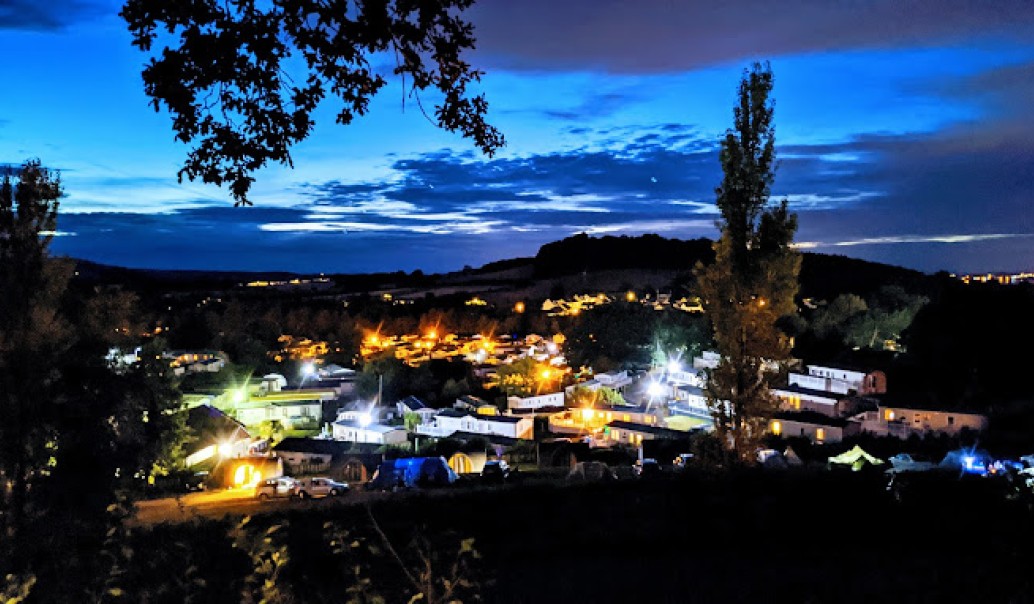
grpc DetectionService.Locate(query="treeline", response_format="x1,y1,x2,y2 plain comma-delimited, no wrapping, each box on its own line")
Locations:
534,233,715,277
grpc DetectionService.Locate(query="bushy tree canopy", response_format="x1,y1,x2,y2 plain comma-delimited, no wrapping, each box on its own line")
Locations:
122,0,504,204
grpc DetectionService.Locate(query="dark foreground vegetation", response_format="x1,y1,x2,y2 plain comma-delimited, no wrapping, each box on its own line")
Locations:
101,471,1034,603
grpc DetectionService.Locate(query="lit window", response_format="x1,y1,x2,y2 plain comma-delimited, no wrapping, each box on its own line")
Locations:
771,421,782,436
623,414,630,422
612,430,620,440
816,428,825,442
884,409,895,421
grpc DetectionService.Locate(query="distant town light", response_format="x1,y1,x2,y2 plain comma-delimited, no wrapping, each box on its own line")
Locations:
626,291,636,302
514,301,525,314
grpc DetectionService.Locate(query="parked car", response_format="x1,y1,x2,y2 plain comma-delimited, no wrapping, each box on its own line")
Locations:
481,460,511,484
255,477,299,500
633,458,662,479
293,477,349,498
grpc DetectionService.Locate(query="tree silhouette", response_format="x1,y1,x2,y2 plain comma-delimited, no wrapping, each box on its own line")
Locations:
0,161,186,597
121,0,505,205
695,63,801,462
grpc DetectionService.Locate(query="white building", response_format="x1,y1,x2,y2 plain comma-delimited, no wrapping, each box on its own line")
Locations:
804,365,886,395
235,399,323,428
669,385,710,418
772,384,844,418
857,405,988,439
668,366,707,388
566,370,634,397
507,391,565,412
416,409,534,440
331,420,408,445
693,351,721,370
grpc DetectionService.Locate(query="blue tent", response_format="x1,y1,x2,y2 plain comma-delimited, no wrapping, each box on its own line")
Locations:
367,456,458,490
940,447,994,475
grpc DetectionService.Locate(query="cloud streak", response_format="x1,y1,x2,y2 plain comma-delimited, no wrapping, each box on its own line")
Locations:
795,233,1031,249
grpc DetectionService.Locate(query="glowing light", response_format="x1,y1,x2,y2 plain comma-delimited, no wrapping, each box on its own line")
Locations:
647,382,665,397
757,298,767,307
514,301,525,314
233,464,262,487
580,408,595,422
540,369,552,380
626,291,636,302
358,413,372,427
667,360,681,374
218,442,233,458
427,330,437,340
233,389,246,404
771,421,782,436
301,362,316,377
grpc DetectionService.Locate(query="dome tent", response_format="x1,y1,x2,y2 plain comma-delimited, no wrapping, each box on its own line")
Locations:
939,447,994,475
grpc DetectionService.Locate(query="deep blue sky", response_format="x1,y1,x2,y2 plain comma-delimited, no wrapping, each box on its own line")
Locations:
2,0,1033,274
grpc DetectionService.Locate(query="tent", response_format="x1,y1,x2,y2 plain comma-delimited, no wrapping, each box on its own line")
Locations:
827,446,884,472
783,446,804,467
367,456,458,490
757,449,788,469
566,461,617,482
939,447,994,475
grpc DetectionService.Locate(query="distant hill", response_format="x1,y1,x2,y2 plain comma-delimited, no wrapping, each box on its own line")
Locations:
798,252,939,300
66,234,940,300
534,233,715,277
69,259,300,290
530,233,937,298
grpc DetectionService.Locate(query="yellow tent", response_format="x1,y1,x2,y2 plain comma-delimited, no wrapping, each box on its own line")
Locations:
827,445,884,472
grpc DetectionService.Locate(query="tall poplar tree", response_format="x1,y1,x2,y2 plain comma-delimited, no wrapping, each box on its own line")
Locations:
696,63,800,462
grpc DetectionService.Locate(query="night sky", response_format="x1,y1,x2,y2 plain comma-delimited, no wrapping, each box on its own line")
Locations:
1,0,1033,274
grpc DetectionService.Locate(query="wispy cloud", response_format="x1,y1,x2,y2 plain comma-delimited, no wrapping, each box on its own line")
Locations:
795,233,1032,249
